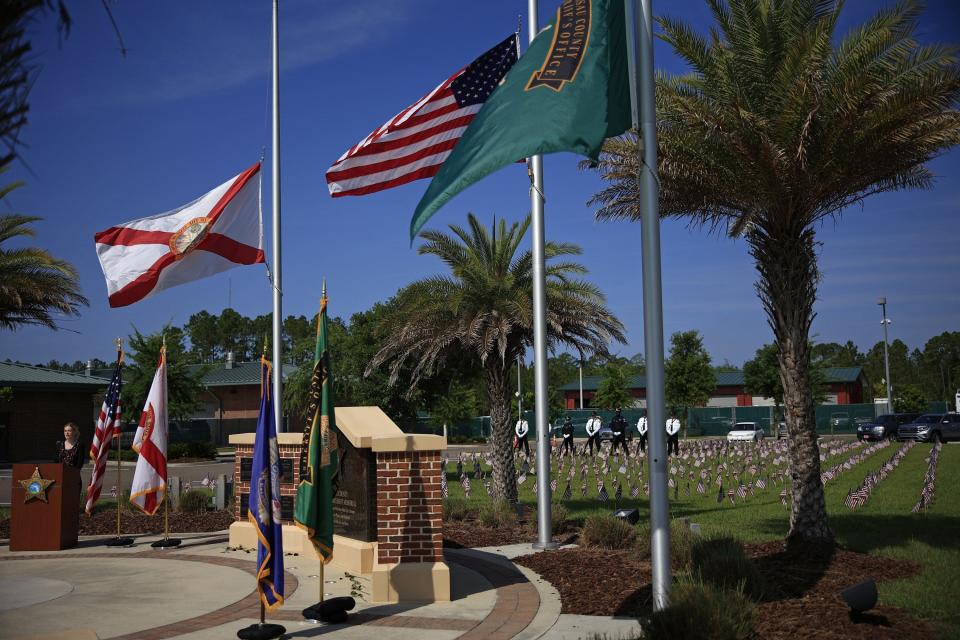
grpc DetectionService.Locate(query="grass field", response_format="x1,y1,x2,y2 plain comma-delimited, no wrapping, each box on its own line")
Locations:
443,439,959,638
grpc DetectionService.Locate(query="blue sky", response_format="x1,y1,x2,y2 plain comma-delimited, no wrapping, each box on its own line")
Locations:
2,0,958,368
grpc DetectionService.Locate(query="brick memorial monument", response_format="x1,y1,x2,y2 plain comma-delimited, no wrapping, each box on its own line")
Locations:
228,406,449,603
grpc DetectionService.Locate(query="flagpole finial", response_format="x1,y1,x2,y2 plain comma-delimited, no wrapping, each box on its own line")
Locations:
322,278,327,298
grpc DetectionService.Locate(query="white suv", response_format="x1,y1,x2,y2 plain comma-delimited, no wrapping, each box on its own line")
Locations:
727,422,765,442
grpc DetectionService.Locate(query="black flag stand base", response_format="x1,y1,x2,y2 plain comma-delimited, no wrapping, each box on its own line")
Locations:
104,536,135,547
301,596,355,624
150,538,181,548
236,623,285,640
238,603,285,640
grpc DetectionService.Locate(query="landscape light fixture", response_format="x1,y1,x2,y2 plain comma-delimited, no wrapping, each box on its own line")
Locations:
612,508,640,525
877,298,893,412
840,578,878,616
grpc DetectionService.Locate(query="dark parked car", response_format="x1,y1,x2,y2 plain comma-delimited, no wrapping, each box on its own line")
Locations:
897,413,957,443
857,413,920,441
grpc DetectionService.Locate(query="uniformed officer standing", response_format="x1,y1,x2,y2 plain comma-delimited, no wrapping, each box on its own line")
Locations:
610,407,629,455
515,416,530,456
636,414,648,454
666,413,681,456
585,411,602,456
561,416,575,455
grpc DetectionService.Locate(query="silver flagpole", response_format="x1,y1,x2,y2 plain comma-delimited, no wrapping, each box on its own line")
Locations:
527,0,557,551
630,0,671,609
271,0,284,431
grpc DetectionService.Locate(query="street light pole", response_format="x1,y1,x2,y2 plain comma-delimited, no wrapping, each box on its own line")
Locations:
878,297,893,413
579,359,584,409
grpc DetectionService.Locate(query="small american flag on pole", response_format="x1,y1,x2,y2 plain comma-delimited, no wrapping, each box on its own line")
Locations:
85,352,123,514
326,34,519,197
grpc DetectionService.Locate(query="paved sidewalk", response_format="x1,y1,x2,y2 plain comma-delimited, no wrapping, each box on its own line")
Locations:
0,533,643,639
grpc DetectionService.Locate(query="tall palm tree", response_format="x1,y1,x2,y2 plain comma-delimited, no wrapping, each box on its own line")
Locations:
0,212,88,330
369,213,626,501
588,0,959,542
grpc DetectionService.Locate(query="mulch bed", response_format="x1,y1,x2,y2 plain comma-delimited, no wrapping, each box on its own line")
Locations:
0,509,234,540
514,540,933,640
443,505,575,549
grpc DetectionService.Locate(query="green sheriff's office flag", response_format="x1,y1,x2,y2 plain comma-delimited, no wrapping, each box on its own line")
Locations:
410,0,631,239
294,291,340,562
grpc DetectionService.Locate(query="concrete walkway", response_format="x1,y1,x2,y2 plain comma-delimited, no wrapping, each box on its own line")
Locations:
0,533,643,640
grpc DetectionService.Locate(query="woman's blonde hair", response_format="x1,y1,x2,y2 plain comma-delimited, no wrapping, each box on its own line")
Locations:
64,421,80,434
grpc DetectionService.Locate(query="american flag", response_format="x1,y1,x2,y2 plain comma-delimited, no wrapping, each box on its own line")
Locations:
779,489,788,507
550,477,558,493
630,483,640,499
563,481,572,501
615,483,623,502
717,483,724,504
326,34,519,197
441,473,449,498
696,480,706,494
581,481,588,497
598,482,609,502
85,355,123,514
460,474,471,499
728,489,736,504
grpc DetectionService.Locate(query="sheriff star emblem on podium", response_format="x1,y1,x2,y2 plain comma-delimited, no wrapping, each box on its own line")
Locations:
20,467,55,503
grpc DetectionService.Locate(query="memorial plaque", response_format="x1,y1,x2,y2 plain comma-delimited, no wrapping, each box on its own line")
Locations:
240,494,295,523
280,495,294,521
239,457,252,482
331,429,377,542
280,458,294,484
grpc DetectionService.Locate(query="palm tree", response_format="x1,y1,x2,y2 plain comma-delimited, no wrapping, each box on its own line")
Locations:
369,213,626,501
588,0,960,542
0,212,88,330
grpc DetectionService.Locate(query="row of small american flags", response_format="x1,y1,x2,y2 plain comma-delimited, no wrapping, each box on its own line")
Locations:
844,442,915,509
912,441,942,513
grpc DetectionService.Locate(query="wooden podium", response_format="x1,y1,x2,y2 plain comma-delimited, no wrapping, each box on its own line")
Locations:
10,463,81,551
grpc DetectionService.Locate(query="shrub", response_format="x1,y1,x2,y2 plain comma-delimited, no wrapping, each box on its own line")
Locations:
642,578,754,640
690,537,767,601
478,500,517,528
443,497,470,521
168,443,190,460
178,489,210,513
581,514,637,549
635,519,696,569
551,503,570,533
168,441,217,460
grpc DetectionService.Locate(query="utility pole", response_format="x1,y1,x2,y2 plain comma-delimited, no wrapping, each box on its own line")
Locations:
878,297,893,413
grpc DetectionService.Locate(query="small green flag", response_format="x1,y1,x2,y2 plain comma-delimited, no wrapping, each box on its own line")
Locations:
294,292,339,562
410,0,631,239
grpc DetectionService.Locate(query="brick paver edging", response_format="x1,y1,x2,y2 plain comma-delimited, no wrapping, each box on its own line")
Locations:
3,547,542,639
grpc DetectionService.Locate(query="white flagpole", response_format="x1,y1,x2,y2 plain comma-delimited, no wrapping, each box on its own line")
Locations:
629,0,671,610
527,0,558,551
271,0,284,431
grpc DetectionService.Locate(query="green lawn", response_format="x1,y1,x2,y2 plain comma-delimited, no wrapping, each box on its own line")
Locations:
443,439,959,638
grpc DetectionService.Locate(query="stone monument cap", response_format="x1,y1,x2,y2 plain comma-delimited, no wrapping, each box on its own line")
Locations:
228,406,446,452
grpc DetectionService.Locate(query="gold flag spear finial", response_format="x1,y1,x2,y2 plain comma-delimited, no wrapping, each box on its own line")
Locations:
115,337,124,364
322,278,327,299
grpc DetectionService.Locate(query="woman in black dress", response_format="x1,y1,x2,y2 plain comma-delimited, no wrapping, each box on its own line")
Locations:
56,421,85,469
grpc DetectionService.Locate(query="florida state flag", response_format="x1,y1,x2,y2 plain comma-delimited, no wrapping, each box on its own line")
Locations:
95,163,264,307
130,348,168,515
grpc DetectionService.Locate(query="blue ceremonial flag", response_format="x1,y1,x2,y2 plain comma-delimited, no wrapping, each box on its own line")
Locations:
248,357,284,610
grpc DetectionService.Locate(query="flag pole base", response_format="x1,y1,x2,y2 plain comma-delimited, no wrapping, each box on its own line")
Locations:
531,541,561,550
302,596,355,623
104,536,135,547
151,538,182,548
236,623,285,640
